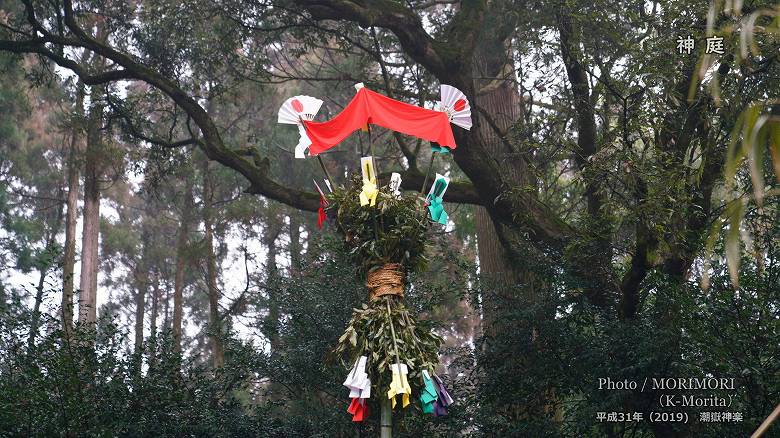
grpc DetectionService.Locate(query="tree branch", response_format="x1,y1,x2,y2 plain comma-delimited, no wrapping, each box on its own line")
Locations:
293,0,483,85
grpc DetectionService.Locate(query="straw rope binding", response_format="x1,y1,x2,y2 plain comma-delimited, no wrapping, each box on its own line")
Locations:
367,263,405,300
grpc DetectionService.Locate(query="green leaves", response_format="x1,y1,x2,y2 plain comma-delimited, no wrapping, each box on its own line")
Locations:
725,103,778,204
349,329,357,347
327,174,431,276
332,297,442,396
725,199,746,288
712,101,780,288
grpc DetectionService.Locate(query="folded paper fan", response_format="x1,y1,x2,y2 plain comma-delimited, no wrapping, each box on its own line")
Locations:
278,95,324,158
278,95,324,125
438,85,472,131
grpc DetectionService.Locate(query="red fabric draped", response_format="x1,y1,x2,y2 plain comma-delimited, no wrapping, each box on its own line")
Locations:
303,88,456,155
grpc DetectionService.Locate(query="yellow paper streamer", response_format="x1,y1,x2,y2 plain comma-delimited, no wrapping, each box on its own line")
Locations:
359,180,378,206
359,157,378,206
386,363,411,409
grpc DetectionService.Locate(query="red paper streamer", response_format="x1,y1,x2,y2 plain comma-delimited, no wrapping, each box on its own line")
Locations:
317,197,327,230
347,398,368,422
303,88,457,155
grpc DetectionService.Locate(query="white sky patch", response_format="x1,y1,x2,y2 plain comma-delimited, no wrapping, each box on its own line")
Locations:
219,221,270,348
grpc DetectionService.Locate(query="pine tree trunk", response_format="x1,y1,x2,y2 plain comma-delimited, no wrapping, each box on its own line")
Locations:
173,175,193,353
202,158,224,368
163,276,170,334
62,130,80,332
77,102,103,325
133,268,147,355
29,268,49,348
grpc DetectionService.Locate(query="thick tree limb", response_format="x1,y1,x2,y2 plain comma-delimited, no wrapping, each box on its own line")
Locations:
292,0,485,87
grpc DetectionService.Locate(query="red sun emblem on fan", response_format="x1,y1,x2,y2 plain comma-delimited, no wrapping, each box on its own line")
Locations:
453,99,467,112
291,98,304,113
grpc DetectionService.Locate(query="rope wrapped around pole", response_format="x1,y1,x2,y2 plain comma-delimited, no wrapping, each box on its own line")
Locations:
367,263,405,301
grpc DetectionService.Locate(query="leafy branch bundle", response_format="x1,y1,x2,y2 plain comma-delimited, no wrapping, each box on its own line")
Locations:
332,298,442,395
326,173,444,404
327,174,430,275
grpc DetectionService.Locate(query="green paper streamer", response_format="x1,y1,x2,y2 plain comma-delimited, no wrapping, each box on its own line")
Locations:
430,145,451,154
427,178,448,225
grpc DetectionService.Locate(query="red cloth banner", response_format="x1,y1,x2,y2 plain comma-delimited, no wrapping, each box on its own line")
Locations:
303,88,456,155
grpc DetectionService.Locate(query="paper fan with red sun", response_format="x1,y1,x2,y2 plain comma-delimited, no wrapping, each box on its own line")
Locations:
278,95,324,125
438,85,472,130
278,95,324,158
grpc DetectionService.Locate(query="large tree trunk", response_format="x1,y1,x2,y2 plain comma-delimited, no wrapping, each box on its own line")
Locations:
471,18,559,424
202,158,224,368
472,22,532,331
173,174,194,353
77,101,103,325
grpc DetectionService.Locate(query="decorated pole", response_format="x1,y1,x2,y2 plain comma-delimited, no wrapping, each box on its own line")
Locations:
278,83,470,434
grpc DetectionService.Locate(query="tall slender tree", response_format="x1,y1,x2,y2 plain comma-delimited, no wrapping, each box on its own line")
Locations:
77,99,103,325
201,157,224,368
61,127,80,331
172,172,194,353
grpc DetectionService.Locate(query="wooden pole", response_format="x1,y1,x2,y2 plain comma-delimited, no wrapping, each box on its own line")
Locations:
366,124,374,157
316,155,337,190
382,297,402,438
420,152,436,195
752,403,780,438
380,397,392,438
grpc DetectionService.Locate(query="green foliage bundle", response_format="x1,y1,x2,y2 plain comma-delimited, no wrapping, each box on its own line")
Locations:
331,296,443,396
325,173,447,414
327,174,430,275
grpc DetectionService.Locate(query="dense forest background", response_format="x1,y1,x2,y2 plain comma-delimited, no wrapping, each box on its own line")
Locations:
0,0,778,437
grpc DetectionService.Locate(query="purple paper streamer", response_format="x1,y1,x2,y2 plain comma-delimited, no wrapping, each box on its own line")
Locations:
432,375,454,406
